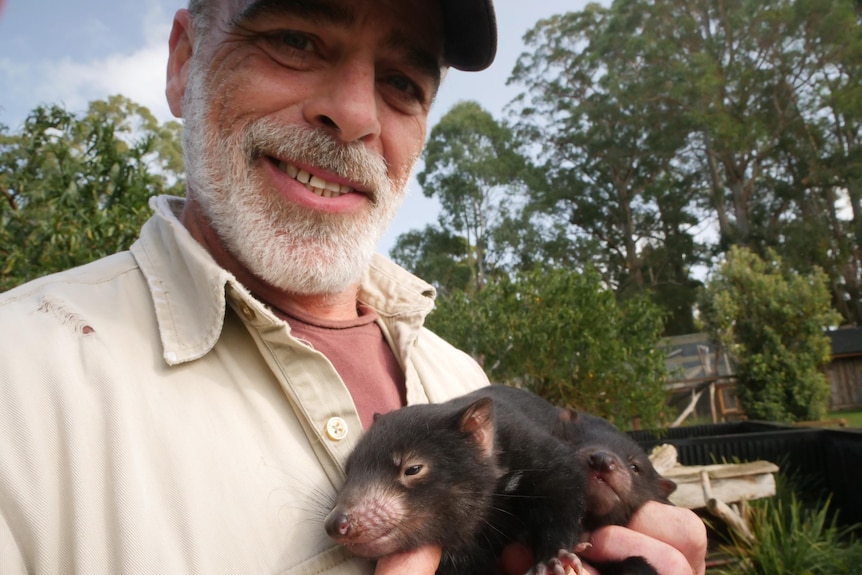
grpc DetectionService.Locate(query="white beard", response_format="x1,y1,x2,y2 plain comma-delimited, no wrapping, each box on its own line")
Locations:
180,61,407,296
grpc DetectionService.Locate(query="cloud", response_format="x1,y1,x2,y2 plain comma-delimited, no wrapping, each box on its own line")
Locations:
0,6,174,128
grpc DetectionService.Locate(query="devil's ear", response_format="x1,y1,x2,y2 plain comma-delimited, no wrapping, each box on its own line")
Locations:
558,407,581,424
459,397,495,460
659,478,677,499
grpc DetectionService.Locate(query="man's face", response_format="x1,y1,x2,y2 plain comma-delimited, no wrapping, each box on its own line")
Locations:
176,0,444,295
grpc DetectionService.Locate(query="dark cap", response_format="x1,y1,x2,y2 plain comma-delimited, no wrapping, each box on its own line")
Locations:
440,0,497,71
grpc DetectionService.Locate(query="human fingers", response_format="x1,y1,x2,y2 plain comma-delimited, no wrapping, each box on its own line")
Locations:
580,524,694,575
498,502,706,575
626,501,707,575
498,542,600,575
373,544,442,575
498,541,534,575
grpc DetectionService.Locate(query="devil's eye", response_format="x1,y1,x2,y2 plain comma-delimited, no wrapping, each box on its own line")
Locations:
404,465,423,476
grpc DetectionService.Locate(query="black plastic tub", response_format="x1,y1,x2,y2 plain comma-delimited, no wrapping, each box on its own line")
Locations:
628,423,862,528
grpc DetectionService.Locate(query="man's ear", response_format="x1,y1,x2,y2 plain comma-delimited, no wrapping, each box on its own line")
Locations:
166,9,195,118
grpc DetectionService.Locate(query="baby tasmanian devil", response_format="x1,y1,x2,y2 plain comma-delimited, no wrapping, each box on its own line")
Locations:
325,385,673,575
553,407,676,532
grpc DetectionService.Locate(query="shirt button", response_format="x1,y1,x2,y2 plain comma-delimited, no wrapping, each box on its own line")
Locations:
325,417,349,441
240,305,255,321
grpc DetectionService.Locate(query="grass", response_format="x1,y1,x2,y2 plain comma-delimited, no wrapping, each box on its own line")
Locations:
715,475,862,575
828,409,862,428
676,409,862,428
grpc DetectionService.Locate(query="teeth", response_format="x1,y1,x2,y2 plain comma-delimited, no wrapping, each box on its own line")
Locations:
276,161,353,198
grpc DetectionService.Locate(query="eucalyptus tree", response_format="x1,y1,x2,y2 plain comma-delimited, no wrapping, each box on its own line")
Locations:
415,100,531,292
389,225,473,296
509,0,862,326
508,2,702,332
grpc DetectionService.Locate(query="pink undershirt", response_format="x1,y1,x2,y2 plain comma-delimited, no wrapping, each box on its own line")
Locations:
276,303,407,430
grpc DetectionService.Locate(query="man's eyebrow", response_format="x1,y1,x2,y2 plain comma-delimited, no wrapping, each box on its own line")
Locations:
230,0,443,89
230,0,354,28
386,33,443,90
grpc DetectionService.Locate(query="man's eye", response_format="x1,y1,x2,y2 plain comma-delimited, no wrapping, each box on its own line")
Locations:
386,75,415,94
382,74,428,110
255,29,319,69
277,30,313,52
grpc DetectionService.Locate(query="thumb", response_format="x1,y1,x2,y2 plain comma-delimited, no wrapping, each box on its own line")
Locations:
374,545,442,575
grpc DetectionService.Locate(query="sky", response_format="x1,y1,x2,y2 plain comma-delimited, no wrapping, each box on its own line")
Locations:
0,0,596,256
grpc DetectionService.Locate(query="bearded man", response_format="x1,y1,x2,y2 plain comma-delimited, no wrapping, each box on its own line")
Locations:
0,1,706,573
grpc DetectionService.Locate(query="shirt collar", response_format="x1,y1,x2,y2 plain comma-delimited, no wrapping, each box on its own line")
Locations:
130,195,437,366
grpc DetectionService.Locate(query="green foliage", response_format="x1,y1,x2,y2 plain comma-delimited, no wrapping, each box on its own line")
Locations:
699,247,840,422
719,479,862,575
0,96,184,292
508,2,705,332
389,225,472,295
503,0,862,326
413,100,532,292
426,267,670,428
394,0,862,331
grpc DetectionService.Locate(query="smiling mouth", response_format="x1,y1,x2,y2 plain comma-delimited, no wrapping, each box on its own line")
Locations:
275,160,355,199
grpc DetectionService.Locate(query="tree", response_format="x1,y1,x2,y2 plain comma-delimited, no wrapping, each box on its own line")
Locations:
414,100,531,292
388,225,472,295
780,0,862,324
508,2,704,333
0,96,184,292
699,246,840,422
427,267,671,429
507,0,862,328
662,0,862,326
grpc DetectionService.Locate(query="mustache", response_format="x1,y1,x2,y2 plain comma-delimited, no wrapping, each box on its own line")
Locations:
240,120,391,201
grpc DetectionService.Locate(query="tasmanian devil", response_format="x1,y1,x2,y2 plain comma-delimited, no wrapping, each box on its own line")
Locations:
325,385,672,575
553,407,677,533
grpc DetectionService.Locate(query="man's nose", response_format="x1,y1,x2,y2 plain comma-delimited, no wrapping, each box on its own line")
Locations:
303,58,382,144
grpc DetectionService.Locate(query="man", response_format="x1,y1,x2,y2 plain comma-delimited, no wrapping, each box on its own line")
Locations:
0,0,706,573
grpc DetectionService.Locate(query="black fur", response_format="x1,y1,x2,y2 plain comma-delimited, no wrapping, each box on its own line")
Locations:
553,406,676,531
326,385,671,575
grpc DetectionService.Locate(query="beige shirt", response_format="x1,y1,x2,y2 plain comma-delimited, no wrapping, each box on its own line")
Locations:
0,196,489,575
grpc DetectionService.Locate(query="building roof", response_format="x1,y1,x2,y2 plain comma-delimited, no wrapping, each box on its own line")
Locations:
663,333,734,384
827,327,862,357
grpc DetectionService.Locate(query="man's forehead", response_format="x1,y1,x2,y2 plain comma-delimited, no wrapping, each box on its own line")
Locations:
225,0,440,28
224,0,444,67
210,0,494,71
229,0,352,23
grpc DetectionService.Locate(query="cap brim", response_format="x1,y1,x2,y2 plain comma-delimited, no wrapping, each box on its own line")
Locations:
440,0,497,71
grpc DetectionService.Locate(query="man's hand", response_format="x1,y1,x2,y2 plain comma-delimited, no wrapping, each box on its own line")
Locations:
500,502,707,575
579,502,707,575
373,544,442,574
371,502,707,575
